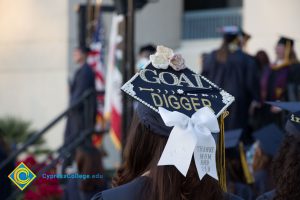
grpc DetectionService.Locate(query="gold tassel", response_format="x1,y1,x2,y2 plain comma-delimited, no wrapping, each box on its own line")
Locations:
284,40,291,65
273,40,292,70
217,110,229,192
239,142,255,184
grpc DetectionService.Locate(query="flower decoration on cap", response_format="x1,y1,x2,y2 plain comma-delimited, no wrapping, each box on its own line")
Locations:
170,54,186,71
150,45,186,71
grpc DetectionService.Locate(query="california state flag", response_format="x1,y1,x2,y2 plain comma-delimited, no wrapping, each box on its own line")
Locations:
104,15,124,150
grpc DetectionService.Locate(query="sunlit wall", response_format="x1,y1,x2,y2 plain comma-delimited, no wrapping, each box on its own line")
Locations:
0,0,69,149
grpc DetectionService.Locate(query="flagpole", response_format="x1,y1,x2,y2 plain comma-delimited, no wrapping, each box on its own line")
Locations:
95,0,103,22
86,0,93,45
122,0,135,148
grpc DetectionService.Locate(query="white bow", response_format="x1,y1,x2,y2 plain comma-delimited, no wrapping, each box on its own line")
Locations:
157,107,220,180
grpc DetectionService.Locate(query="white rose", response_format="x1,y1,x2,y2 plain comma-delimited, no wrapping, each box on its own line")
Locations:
156,45,174,59
150,54,169,69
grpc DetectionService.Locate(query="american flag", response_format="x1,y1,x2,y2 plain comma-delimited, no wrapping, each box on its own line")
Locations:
87,10,106,144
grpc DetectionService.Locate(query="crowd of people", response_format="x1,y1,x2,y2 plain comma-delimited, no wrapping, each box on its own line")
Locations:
202,27,300,199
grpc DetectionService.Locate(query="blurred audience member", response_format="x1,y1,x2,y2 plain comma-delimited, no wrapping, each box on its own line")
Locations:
255,50,270,74
136,44,156,71
252,124,284,197
64,46,97,167
202,26,260,131
76,145,107,200
257,135,300,200
259,37,300,127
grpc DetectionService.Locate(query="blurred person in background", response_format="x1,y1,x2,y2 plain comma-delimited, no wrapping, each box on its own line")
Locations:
257,102,300,200
252,124,284,197
225,129,254,200
202,26,260,132
64,46,97,167
255,50,270,76
256,135,300,200
260,37,300,127
0,131,14,200
250,50,271,130
135,44,156,72
76,144,107,200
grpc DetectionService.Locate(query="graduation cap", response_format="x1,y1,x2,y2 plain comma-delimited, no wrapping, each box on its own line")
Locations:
122,46,235,124
266,101,300,136
219,25,240,34
253,123,284,157
225,129,243,149
223,129,255,184
219,26,241,43
277,36,294,47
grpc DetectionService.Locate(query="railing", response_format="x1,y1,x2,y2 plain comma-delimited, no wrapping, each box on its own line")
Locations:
0,89,107,200
0,89,103,170
182,8,242,40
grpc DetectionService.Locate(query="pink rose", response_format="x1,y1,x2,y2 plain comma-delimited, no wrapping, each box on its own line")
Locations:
169,54,186,71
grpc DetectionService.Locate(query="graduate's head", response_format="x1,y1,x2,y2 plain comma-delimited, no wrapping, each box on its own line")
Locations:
252,124,284,171
275,36,298,63
271,134,300,200
73,46,90,64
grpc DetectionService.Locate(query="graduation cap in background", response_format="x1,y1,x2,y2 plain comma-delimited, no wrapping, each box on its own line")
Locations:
225,129,243,149
219,26,251,44
224,129,255,184
266,101,300,136
219,25,241,43
253,123,284,157
277,36,295,47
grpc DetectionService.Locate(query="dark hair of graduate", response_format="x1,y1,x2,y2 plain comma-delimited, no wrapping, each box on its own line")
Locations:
271,135,300,200
112,112,225,200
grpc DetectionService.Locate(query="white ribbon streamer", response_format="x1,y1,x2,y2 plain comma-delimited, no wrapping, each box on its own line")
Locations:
157,107,220,180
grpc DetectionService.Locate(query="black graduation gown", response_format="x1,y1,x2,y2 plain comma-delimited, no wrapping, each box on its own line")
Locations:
64,63,97,151
202,50,260,130
91,176,245,200
253,170,273,197
256,190,275,200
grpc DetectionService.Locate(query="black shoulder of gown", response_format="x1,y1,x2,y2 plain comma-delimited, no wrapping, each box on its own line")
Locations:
256,190,276,200
91,176,147,200
224,192,245,200
92,176,245,200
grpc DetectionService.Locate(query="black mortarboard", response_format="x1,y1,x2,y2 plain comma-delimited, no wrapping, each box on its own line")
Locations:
219,26,241,43
266,101,300,136
277,36,294,47
225,129,243,149
122,46,235,137
253,124,284,157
